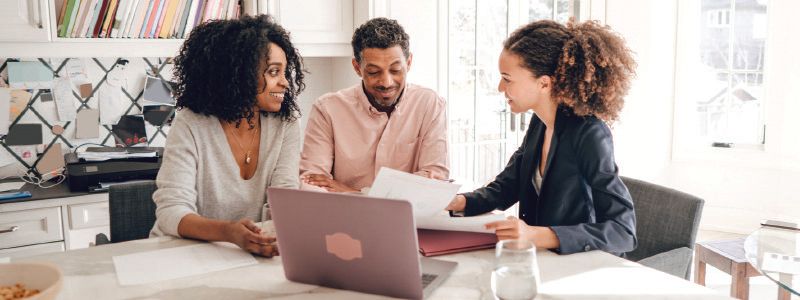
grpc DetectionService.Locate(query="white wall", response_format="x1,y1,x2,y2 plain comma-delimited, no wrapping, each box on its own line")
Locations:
379,0,443,92
296,57,358,131
605,0,677,180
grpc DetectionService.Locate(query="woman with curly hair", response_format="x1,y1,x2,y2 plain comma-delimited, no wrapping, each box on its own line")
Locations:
447,20,637,255
150,15,305,258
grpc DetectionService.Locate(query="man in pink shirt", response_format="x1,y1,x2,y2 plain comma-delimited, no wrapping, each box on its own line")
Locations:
300,18,449,192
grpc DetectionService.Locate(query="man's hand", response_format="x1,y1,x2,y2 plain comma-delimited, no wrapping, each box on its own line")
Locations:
302,174,359,193
224,219,279,258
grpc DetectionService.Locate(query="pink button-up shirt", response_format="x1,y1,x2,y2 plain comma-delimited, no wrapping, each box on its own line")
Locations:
300,83,449,190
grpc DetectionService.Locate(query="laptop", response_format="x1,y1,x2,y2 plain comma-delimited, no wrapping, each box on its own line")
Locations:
267,187,458,299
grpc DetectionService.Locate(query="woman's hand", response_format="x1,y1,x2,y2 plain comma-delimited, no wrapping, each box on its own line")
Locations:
445,195,466,211
484,216,560,249
225,219,279,258
302,174,358,193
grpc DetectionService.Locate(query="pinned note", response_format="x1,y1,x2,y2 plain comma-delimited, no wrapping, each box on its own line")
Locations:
53,76,77,122
0,88,10,134
36,143,66,175
112,115,147,146
5,124,43,145
75,109,100,139
9,89,32,120
7,61,54,89
142,76,176,105
98,84,125,125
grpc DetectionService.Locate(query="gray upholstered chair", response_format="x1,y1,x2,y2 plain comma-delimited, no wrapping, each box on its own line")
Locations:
95,180,158,245
622,176,704,280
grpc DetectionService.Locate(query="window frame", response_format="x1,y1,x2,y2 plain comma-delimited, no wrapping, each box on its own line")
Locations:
671,0,800,170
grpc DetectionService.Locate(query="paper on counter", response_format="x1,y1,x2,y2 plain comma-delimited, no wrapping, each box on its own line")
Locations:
368,167,460,218
112,242,258,286
417,214,506,233
0,257,9,263
0,182,25,192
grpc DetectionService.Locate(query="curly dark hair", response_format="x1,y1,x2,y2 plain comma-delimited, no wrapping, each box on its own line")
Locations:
504,19,636,122
351,18,410,62
173,14,305,126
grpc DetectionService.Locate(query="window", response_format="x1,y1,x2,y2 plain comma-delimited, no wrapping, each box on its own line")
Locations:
675,0,767,149
673,0,800,168
446,0,577,189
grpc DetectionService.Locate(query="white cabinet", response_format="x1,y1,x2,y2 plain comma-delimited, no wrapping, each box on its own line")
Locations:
0,0,51,42
0,207,63,249
266,0,353,44
0,242,65,259
0,192,109,258
262,0,372,57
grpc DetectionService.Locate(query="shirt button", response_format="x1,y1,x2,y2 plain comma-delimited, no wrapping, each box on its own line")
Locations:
584,245,591,252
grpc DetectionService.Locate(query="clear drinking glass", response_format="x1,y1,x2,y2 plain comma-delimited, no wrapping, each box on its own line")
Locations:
491,239,540,300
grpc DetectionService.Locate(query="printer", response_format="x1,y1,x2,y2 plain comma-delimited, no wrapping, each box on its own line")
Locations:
65,147,164,192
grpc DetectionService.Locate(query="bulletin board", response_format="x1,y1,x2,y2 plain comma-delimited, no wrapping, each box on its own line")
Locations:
0,57,175,178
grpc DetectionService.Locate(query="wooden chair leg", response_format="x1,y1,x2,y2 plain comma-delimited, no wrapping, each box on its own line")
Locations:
730,263,749,300
777,287,789,300
777,273,791,300
694,246,706,286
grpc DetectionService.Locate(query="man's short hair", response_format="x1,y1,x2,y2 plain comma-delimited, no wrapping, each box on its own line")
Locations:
351,18,410,63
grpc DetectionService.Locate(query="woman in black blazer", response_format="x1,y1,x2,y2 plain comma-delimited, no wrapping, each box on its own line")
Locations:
447,20,637,255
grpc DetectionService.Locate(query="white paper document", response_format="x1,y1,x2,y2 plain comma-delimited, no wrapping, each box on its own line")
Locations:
53,77,77,122
98,84,126,125
112,243,258,285
368,167,460,218
0,182,25,192
417,213,506,233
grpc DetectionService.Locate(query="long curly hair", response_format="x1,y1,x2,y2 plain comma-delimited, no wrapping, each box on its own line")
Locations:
351,18,410,62
173,14,305,127
504,19,635,123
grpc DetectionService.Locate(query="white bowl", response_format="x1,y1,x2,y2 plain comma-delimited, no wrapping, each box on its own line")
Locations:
0,263,63,300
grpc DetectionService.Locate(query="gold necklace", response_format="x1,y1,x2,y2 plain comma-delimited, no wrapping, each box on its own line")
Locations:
226,121,259,164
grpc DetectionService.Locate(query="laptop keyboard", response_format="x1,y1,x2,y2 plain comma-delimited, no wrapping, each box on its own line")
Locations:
421,273,438,288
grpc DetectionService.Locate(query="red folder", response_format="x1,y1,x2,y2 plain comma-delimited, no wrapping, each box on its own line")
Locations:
417,229,498,257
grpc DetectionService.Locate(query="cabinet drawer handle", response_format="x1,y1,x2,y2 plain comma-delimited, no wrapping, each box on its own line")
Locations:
0,226,19,234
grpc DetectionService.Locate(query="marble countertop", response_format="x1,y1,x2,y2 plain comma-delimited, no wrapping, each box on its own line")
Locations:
12,234,733,300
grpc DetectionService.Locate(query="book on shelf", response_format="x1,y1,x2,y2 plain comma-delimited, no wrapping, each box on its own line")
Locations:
158,0,179,38
100,0,120,37
129,0,150,38
91,0,110,38
59,0,78,37
56,0,243,39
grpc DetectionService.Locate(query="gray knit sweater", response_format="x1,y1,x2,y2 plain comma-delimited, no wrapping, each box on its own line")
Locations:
150,109,300,237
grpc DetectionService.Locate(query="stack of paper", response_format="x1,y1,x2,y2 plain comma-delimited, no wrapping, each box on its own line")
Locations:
368,167,504,233
77,150,157,161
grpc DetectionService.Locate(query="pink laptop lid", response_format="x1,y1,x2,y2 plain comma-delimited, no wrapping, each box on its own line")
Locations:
267,188,424,299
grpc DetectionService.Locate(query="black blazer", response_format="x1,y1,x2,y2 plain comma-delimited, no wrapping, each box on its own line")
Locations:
462,108,637,255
